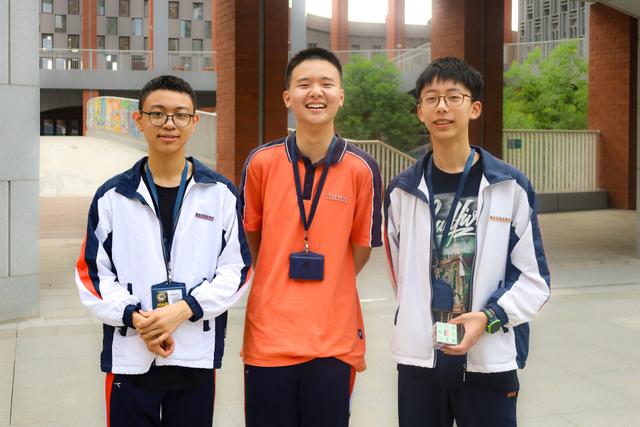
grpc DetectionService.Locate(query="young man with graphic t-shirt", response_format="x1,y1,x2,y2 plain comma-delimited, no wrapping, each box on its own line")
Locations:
239,47,382,427
384,57,551,426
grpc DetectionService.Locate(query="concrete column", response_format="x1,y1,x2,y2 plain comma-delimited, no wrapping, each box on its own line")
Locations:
291,0,307,55
387,0,405,57
0,0,40,321
431,0,504,157
331,0,348,51
153,0,169,72
215,0,288,185
589,4,637,209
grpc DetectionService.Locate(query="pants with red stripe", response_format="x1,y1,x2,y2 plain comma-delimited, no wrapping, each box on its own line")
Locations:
244,357,355,427
105,372,215,427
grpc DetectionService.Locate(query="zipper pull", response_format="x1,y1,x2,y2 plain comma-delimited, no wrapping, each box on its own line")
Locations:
168,267,173,283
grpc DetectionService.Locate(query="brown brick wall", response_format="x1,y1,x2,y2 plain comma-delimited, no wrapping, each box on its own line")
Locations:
431,0,465,60
589,4,638,209
387,0,406,53
331,0,349,51
215,0,288,186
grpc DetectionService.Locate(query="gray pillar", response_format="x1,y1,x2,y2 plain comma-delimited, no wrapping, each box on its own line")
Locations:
291,0,307,54
0,0,40,321
154,0,169,72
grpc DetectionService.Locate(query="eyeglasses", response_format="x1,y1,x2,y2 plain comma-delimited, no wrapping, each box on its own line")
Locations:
419,93,473,109
141,111,194,128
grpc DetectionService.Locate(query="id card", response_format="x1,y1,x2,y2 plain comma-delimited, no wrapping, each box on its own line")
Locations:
434,321,459,347
151,281,187,309
289,251,324,281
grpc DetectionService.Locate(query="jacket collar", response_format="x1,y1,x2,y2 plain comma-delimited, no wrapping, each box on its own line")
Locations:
284,131,347,166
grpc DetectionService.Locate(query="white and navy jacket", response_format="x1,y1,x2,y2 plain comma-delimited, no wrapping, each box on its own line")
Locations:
75,157,252,375
384,147,550,373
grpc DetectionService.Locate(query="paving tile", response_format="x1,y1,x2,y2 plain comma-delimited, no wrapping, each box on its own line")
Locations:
15,333,99,361
13,356,100,389
518,415,576,426
581,370,640,405
561,406,640,427
0,362,13,426
0,337,15,363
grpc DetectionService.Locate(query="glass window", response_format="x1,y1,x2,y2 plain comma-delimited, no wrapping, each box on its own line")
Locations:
204,21,212,39
68,0,79,15
180,20,191,38
119,0,129,17
132,18,143,36
107,17,118,35
144,0,149,18
106,54,118,70
42,0,53,14
169,1,179,19
55,15,66,33
193,3,203,20
98,0,105,16
68,34,80,49
168,38,179,51
119,36,130,51
192,39,203,51
144,37,149,51
42,33,53,49
307,42,317,48
97,35,105,49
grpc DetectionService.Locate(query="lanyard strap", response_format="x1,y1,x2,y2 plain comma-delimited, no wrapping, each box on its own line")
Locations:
145,159,189,263
291,135,337,251
426,149,476,258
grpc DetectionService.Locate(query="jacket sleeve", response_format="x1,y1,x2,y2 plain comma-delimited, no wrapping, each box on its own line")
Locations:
184,184,252,321
75,192,140,327
486,180,551,327
383,183,400,298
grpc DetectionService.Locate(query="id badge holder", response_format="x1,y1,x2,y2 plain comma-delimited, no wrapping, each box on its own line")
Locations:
151,281,187,309
431,276,462,347
289,250,325,281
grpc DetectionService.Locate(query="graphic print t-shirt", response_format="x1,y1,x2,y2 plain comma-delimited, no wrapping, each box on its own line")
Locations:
427,157,482,322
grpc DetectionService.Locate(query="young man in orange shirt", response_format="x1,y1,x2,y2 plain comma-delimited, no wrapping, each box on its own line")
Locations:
239,47,383,427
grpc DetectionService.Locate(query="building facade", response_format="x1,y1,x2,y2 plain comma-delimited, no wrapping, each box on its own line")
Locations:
518,0,587,42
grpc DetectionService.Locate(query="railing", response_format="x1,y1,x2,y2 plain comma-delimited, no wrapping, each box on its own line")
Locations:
85,96,216,168
502,129,599,193
332,47,425,65
348,139,415,189
503,38,586,66
168,51,215,72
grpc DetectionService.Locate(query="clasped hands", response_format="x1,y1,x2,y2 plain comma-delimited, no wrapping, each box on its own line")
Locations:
132,300,193,357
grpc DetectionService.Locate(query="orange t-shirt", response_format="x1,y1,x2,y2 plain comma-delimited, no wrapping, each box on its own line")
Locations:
239,134,382,372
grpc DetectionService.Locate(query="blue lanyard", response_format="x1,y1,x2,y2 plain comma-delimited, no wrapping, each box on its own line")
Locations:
145,160,189,264
290,135,337,251
426,149,476,258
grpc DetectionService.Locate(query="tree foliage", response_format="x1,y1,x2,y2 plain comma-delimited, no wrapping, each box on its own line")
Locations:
336,54,423,152
503,40,588,129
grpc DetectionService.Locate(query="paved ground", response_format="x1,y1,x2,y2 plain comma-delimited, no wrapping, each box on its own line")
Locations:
1,136,639,426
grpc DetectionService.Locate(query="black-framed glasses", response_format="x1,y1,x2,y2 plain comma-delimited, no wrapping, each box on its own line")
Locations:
419,93,473,109
141,111,194,128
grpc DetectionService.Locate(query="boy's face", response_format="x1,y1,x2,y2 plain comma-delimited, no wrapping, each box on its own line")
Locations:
416,79,481,143
283,59,344,128
133,89,199,157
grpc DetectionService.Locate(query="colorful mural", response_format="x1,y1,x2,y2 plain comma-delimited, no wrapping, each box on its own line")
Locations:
86,96,142,139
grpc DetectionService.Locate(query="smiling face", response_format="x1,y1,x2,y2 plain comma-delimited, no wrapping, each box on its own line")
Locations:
133,89,199,157
282,58,344,130
417,79,482,146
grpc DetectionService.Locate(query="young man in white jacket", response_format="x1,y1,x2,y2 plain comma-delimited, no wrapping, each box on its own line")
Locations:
384,57,550,426
75,75,251,426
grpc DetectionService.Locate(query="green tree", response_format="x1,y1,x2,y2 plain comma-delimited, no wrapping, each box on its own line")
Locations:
504,40,588,129
336,54,423,152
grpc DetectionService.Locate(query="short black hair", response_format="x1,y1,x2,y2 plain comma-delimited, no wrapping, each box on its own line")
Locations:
138,75,197,112
415,57,483,101
284,47,342,88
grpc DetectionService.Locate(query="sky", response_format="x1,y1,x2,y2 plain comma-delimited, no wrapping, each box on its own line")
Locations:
305,0,519,30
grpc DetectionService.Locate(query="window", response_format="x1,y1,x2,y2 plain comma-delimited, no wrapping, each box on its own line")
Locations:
180,20,191,38
193,2,203,20
307,42,317,48
107,17,118,35
42,33,53,49
68,34,80,49
106,54,118,70
132,18,143,36
68,0,79,15
169,1,179,19
169,38,179,51
97,35,105,49
98,0,105,16
372,44,382,50
144,0,149,18
55,15,66,33
204,21,212,39
119,36,130,50
192,39,203,51
119,0,129,17
351,44,360,50
144,37,149,51
42,0,53,14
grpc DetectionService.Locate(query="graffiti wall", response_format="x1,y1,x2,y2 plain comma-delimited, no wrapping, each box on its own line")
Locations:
86,96,142,139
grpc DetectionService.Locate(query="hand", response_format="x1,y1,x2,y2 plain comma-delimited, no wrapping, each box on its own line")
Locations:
146,336,175,358
136,300,193,346
440,312,487,356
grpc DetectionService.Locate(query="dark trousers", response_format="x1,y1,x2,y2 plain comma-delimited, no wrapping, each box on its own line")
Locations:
398,365,518,427
244,357,355,427
105,371,215,427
